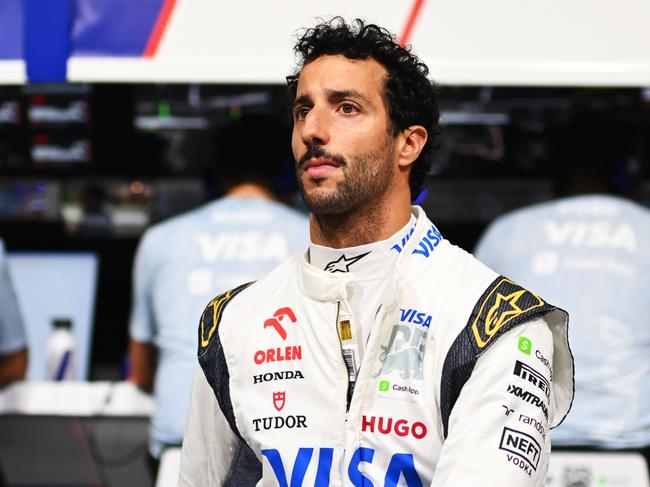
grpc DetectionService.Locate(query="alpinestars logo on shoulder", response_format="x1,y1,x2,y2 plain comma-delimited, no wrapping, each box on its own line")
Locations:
471,278,546,350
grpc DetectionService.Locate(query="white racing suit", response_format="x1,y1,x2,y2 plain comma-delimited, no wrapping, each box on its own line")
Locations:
179,207,574,486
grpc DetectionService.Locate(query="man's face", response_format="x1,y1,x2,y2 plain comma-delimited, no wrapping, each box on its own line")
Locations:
292,54,398,215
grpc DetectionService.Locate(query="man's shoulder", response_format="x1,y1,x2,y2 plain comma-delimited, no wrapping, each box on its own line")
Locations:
201,255,300,319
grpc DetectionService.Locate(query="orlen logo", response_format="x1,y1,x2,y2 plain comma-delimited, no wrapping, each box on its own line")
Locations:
264,307,297,340
255,307,302,365
273,391,286,412
362,415,427,439
254,346,302,365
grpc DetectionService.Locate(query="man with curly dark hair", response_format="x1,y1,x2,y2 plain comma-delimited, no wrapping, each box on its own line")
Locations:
179,18,573,486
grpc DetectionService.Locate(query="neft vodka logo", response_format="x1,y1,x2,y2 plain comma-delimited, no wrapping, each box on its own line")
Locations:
507,385,548,419
499,427,541,476
412,224,442,258
513,361,550,399
374,325,427,380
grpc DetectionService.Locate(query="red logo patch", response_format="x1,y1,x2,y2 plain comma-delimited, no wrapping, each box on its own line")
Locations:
264,307,297,340
273,391,286,412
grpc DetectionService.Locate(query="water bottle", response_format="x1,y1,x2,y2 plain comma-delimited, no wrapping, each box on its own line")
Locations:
46,318,76,381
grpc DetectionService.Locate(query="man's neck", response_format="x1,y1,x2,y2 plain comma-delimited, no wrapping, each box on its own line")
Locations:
309,196,412,248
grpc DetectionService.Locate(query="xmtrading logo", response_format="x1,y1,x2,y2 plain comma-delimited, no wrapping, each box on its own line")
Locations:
518,336,532,355
379,380,390,392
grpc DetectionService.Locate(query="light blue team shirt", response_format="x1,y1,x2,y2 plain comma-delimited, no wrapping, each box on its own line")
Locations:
0,238,26,355
129,196,309,457
475,194,650,448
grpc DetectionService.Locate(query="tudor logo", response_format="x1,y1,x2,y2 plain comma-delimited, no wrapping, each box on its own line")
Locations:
273,391,286,412
471,278,545,349
264,307,297,340
252,415,307,432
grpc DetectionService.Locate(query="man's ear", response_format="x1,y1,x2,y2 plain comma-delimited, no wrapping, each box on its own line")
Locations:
397,125,428,169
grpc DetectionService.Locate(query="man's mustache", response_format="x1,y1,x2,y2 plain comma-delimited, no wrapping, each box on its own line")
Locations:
297,145,348,169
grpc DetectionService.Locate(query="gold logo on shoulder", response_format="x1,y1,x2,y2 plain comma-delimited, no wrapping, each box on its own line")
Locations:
199,281,254,350
471,278,544,349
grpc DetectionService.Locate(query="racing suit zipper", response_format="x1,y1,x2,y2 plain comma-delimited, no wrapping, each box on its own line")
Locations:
335,301,357,414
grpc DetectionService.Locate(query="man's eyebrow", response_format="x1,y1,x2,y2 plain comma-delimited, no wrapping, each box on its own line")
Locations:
293,95,312,109
326,89,371,104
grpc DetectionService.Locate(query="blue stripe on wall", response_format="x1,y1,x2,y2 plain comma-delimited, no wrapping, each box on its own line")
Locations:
25,0,72,82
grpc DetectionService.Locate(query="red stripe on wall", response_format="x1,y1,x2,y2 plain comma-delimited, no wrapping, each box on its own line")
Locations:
143,0,178,58
399,0,426,47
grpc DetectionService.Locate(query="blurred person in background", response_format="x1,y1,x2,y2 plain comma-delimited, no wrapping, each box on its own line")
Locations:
475,115,650,463
0,238,27,387
179,18,573,486
128,114,309,474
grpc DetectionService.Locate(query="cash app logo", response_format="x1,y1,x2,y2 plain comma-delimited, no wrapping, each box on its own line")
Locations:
379,380,390,392
518,336,532,355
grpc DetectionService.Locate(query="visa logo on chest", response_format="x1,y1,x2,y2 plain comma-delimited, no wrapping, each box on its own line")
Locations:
262,447,424,487
399,308,433,328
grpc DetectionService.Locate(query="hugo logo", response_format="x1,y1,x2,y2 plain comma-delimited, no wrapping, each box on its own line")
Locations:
362,415,427,439
264,307,297,340
273,391,286,412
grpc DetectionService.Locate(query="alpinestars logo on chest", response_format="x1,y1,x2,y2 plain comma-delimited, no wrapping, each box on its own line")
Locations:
324,252,370,272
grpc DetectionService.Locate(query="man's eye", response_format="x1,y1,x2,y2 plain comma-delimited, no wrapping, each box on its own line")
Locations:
340,103,358,114
294,107,310,120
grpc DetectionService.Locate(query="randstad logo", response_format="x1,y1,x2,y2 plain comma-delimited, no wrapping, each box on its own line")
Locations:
399,308,433,328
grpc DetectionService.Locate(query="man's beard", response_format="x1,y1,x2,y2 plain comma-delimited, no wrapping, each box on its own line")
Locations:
295,142,395,216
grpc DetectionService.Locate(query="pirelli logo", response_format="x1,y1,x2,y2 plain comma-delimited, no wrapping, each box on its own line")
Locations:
200,282,253,349
514,360,550,398
471,278,545,350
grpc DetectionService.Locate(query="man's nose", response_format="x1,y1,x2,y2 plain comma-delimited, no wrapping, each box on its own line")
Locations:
300,107,330,146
